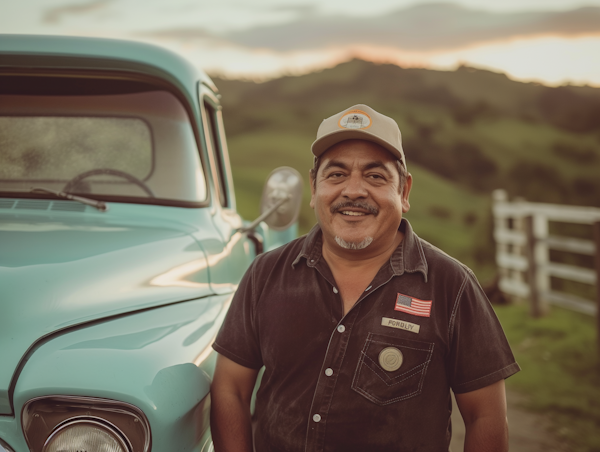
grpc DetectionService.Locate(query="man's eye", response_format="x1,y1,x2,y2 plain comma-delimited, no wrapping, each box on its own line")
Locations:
328,172,344,178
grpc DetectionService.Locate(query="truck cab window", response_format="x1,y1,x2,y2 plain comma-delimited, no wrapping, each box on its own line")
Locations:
204,101,228,208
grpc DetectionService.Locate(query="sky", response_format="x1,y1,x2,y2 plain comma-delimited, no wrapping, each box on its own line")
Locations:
2,0,600,86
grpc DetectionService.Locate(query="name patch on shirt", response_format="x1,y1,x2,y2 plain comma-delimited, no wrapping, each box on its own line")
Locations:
381,317,420,334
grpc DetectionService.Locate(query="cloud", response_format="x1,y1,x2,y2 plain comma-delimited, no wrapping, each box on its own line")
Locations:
268,3,316,16
221,3,600,52
137,27,213,40
43,0,114,24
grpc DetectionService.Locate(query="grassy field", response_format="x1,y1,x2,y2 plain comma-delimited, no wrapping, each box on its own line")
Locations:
402,164,494,281
495,303,600,451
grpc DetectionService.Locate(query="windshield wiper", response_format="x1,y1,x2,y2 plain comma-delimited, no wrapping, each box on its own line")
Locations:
30,187,108,212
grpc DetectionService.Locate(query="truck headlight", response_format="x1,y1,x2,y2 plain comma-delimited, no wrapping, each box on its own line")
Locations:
22,396,150,452
44,419,129,452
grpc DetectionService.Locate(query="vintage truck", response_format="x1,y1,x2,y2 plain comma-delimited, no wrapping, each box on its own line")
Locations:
0,34,302,452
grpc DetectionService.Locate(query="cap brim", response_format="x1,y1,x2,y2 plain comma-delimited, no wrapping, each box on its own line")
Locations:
311,129,405,164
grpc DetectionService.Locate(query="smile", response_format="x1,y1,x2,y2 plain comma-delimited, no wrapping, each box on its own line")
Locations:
330,201,379,216
341,211,367,216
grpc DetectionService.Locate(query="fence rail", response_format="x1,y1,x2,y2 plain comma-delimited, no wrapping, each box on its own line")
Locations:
492,190,600,321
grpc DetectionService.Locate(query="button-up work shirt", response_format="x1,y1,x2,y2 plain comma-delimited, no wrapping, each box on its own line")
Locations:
213,219,520,452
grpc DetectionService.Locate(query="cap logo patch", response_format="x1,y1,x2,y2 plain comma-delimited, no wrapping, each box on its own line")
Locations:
338,109,372,130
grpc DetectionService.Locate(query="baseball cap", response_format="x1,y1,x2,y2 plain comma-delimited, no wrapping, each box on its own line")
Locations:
311,104,406,168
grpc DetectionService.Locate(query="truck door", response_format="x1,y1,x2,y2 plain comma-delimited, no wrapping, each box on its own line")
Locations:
198,86,254,293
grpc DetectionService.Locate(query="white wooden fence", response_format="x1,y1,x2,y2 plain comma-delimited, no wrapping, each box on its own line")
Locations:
492,189,600,319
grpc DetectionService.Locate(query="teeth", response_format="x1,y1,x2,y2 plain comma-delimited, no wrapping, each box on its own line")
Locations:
341,211,366,216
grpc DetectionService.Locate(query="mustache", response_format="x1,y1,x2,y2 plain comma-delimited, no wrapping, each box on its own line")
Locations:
330,201,378,215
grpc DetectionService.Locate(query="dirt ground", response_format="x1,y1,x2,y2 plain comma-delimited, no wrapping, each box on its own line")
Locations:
450,389,570,451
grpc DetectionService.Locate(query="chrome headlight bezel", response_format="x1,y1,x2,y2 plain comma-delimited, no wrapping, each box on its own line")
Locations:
21,395,151,452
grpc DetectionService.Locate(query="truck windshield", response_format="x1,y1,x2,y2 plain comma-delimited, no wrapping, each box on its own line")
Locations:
0,76,207,205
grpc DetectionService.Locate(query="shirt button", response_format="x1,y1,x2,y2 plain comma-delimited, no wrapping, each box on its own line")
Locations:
325,368,333,376
313,414,322,423
337,325,346,333
333,287,338,294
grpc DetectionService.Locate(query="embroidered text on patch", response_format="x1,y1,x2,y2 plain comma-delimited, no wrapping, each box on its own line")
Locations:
394,293,432,317
381,317,420,333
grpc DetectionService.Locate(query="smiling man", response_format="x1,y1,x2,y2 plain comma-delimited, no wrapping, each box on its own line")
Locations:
210,104,520,452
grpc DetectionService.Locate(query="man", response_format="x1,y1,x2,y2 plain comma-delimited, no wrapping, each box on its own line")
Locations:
210,104,520,452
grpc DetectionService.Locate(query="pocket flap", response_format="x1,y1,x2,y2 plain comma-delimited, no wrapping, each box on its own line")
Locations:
352,333,434,405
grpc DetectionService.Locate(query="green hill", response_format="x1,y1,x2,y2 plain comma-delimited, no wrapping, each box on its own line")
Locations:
213,60,600,283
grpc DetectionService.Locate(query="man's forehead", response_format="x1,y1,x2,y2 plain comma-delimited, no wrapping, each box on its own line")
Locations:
320,140,398,169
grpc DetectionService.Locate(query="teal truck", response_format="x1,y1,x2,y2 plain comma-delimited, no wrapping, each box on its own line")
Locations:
0,34,302,452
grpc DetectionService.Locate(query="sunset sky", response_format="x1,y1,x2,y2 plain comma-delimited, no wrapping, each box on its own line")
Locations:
2,0,600,86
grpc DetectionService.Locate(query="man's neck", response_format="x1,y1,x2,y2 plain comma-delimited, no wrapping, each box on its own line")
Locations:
321,231,404,315
321,230,404,271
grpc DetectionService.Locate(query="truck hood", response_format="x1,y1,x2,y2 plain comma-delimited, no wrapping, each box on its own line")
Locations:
0,205,214,415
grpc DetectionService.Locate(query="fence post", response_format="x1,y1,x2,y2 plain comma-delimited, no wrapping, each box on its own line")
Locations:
492,190,510,298
514,198,528,302
525,215,547,317
593,221,600,354
533,214,550,311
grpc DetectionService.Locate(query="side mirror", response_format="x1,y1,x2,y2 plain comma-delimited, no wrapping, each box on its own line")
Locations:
260,166,304,230
240,167,303,233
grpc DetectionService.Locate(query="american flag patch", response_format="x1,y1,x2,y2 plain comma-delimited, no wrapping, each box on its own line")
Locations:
394,293,432,318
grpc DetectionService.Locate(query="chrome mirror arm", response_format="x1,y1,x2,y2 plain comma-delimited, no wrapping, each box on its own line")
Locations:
238,195,290,233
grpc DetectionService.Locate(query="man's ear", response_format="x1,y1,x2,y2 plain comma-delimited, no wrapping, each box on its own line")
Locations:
401,173,413,213
309,170,316,209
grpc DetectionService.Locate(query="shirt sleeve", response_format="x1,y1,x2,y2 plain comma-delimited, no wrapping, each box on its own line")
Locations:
212,257,264,370
447,270,520,394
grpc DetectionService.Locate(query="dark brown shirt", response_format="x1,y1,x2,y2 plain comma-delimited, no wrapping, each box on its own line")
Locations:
213,219,520,452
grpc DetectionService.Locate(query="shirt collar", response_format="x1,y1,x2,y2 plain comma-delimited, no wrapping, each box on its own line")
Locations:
292,219,429,282
292,223,323,269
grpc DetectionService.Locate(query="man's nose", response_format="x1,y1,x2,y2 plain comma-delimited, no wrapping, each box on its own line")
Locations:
341,173,368,198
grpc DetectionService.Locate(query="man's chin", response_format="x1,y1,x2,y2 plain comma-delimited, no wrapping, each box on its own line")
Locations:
334,236,374,250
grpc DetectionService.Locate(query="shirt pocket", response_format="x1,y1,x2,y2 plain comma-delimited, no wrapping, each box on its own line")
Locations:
351,332,434,406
